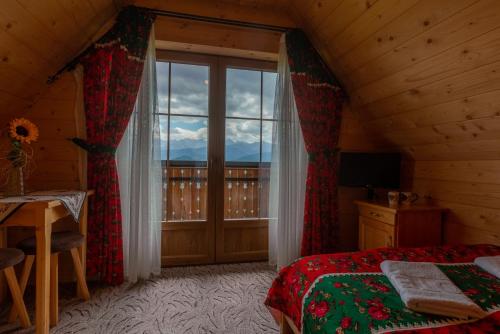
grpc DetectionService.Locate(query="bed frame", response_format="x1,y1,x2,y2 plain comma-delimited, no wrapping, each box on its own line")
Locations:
280,313,300,334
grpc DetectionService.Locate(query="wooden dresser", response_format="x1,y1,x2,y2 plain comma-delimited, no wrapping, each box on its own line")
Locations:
355,200,445,251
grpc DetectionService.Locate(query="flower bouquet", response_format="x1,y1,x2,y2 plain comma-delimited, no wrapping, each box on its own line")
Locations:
1,118,39,196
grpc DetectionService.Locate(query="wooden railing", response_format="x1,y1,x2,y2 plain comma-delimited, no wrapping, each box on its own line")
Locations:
162,164,270,222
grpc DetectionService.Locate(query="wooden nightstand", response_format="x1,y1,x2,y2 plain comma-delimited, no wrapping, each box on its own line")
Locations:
355,200,445,251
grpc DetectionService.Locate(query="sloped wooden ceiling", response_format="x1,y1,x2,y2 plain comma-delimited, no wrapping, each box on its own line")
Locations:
4,0,499,160
0,0,122,116
288,0,500,161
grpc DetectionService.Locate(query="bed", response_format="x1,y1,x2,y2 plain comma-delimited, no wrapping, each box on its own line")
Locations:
265,244,500,333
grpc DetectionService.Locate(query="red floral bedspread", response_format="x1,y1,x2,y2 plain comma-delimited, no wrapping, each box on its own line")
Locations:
265,244,500,332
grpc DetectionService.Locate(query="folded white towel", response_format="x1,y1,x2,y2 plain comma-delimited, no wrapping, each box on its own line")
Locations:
381,260,486,319
474,256,500,278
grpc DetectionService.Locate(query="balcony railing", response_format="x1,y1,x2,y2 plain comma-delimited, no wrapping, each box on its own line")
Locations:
162,163,270,222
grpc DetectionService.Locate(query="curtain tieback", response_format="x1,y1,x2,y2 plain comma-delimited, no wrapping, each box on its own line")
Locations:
70,137,117,155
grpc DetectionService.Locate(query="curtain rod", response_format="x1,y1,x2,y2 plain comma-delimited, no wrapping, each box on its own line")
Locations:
140,7,291,33
47,7,290,84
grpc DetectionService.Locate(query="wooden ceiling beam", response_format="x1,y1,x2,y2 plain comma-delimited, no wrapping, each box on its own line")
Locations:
132,0,296,28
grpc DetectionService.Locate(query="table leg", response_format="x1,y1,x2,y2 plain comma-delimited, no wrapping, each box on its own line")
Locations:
35,210,51,334
50,253,59,326
0,229,7,303
77,197,88,299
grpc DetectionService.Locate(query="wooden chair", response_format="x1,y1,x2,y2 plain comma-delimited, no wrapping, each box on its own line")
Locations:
9,231,90,326
0,248,31,328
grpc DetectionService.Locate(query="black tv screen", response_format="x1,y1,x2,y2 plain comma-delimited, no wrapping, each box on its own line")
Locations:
339,152,401,189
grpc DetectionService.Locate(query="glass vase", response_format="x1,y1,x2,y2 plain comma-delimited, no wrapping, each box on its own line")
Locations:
5,166,25,197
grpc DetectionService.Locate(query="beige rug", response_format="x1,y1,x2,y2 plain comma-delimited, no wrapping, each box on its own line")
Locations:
1,262,279,334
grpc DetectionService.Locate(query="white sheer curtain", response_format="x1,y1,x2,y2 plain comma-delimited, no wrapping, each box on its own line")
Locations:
268,35,309,269
117,28,162,283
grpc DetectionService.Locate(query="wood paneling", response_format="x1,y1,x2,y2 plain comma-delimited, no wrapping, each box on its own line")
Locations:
5,0,499,250
413,162,500,245
155,16,281,61
0,72,83,191
289,0,500,245
0,0,120,117
131,0,294,28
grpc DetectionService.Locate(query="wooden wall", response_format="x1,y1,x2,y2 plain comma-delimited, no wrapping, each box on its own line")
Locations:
289,0,500,245
0,1,117,280
133,0,293,61
11,72,85,191
1,71,85,284
154,16,281,61
131,0,293,27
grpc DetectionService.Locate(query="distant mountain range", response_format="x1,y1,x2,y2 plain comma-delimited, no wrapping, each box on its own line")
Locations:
162,139,271,162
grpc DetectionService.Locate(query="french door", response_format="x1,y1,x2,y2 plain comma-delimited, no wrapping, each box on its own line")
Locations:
156,51,277,266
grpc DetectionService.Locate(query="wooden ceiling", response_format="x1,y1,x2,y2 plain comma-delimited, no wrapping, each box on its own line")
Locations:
286,0,500,161
0,0,122,115
3,0,500,162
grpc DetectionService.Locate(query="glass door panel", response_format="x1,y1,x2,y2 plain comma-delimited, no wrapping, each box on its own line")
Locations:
161,63,209,222
156,55,215,266
218,65,277,262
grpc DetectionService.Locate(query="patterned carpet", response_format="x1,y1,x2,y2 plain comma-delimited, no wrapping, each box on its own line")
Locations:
0,262,279,334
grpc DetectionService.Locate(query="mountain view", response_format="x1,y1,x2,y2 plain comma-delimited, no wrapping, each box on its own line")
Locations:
156,62,276,164
161,139,271,162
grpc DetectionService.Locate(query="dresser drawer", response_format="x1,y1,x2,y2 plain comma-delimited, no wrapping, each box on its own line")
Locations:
356,200,444,250
358,206,395,225
359,216,395,250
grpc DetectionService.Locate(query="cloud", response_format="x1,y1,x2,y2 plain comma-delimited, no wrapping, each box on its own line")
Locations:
226,69,261,118
156,63,277,146
170,126,207,141
156,62,209,115
226,119,260,144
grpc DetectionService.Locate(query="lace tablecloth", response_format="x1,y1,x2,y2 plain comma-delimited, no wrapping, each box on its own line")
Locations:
0,190,87,224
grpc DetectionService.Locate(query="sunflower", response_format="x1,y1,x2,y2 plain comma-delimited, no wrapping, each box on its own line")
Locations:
8,118,39,144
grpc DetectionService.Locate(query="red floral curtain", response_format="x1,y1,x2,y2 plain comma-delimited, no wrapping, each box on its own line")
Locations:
72,6,155,285
285,29,346,256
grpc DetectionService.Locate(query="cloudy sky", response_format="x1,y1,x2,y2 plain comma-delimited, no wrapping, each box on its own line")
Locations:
156,62,276,162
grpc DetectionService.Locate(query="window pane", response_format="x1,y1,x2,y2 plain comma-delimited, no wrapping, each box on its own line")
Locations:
156,62,169,114
169,116,208,162
263,72,277,119
225,119,261,163
262,120,274,163
170,63,209,116
226,68,261,118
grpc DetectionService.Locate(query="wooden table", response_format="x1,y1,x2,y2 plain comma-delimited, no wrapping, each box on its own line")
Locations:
0,191,91,334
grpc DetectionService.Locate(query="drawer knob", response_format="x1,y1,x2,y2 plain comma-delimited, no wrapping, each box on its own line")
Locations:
369,211,382,218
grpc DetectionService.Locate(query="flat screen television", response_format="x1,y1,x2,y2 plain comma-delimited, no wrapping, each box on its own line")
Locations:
339,152,401,189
